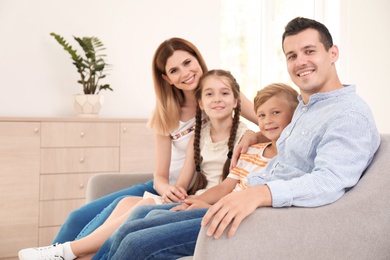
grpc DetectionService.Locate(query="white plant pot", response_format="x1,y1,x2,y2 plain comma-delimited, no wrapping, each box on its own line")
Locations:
73,94,104,117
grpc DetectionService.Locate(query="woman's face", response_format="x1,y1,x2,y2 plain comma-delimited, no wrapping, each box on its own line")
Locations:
162,50,203,92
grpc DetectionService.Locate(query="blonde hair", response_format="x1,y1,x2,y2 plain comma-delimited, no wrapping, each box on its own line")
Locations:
147,38,208,136
188,70,241,195
254,83,299,113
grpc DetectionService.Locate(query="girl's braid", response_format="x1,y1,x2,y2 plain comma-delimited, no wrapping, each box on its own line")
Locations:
188,105,207,195
222,79,241,180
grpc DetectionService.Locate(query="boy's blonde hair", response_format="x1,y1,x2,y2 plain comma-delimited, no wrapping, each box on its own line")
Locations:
254,83,299,113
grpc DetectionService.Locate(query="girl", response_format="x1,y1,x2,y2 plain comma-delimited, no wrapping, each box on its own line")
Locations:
96,82,299,260
19,69,248,260
50,38,260,244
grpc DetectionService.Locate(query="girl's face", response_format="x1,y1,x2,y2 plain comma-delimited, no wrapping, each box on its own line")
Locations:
256,95,294,142
198,76,237,120
162,50,203,92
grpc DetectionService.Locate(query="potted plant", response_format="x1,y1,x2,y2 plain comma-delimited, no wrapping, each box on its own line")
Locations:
50,32,113,117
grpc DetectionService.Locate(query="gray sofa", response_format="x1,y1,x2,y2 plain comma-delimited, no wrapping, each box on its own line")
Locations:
86,134,390,260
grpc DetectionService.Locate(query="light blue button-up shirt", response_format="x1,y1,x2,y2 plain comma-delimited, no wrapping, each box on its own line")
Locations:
248,85,380,207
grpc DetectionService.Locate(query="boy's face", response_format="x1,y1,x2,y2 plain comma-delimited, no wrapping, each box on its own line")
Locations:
256,95,294,142
283,28,338,104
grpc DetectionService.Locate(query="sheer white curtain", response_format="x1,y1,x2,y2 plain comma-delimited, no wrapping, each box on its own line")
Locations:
220,0,339,100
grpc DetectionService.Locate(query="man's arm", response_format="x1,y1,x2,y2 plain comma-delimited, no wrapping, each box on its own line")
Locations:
267,112,379,208
201,184,272,239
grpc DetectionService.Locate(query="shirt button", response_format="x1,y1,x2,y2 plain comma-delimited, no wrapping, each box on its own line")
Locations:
302,107,307,112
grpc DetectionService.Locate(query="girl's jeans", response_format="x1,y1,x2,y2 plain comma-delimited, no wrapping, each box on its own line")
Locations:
93,204,207,260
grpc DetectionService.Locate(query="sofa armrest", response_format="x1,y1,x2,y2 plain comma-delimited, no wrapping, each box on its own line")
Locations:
193,134,390,260
86,173,153,203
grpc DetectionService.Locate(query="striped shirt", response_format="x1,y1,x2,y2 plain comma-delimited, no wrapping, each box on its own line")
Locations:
228,142,272,192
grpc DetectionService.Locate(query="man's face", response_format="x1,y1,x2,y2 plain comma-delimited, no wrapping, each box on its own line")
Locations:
283,28,338,103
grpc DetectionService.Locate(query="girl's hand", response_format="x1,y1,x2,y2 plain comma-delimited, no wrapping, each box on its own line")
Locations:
170,203,190,211
161,185,188,203
184,198,211,210
170,198,211,211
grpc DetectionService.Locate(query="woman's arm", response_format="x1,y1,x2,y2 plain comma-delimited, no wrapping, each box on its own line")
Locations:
174,136,196,194
152,133,174,195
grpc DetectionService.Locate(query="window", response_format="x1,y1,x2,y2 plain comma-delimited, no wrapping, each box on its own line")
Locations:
220,0,339,99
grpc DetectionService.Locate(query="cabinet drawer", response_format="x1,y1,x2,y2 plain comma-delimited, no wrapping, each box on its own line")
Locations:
39,199,85,227
41,147,119,174
40,173,96,200
41,122,120,147
120,122,155,172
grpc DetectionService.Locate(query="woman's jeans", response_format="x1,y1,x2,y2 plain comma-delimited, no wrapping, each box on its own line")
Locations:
93,204,208,260
53,180,156,243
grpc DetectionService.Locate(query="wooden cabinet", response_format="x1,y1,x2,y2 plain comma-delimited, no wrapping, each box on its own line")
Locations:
0,118,154,259
0,122,40,259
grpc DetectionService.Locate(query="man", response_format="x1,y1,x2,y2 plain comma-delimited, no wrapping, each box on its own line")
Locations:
202,16,380,239
94,17,380,259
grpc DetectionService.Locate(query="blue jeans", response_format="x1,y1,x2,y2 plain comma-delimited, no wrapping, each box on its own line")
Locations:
93,205,207,260
53,180,156,243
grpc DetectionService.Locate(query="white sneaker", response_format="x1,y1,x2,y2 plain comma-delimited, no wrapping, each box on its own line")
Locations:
18,243,65,260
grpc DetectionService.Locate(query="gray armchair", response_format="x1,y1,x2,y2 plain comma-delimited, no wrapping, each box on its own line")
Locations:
86,134,390,260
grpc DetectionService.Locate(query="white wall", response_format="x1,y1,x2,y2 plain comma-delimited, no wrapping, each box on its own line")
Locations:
0,0,221,119
340,0,390,133
1,0,389,133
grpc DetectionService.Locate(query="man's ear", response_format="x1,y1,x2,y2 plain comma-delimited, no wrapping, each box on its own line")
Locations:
330,45,339,63
162,74,173,85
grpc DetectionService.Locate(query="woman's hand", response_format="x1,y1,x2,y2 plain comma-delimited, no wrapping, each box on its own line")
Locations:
231,130,258,168
161,185,188,203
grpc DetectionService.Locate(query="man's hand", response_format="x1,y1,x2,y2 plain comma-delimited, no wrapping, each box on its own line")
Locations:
201,185,272,239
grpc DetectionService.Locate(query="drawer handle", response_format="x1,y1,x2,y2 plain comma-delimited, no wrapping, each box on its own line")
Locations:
79,184,84,189
123,127,127,132
34,128,39,133
80,132,85,137
80,157,85,163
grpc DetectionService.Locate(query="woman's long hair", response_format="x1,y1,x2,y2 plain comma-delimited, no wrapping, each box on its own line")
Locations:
147,38,208,136
188,70,241,195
